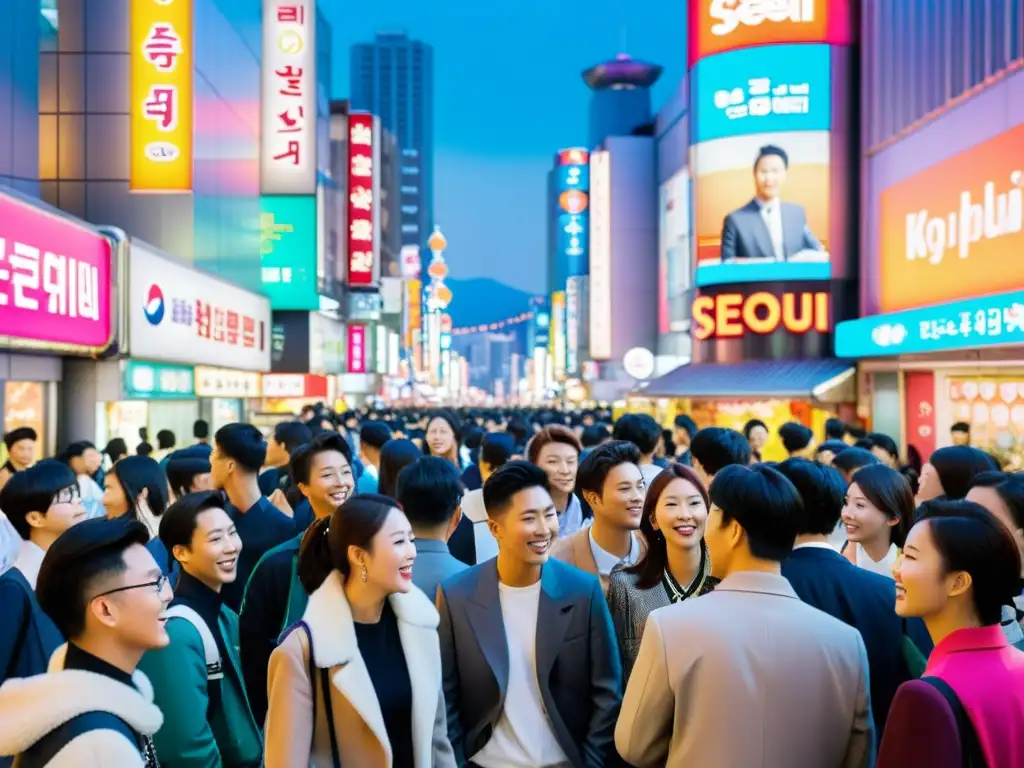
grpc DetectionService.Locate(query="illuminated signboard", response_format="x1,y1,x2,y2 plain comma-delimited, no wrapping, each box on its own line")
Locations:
556,164,590,192
692,131,831,287
692,44,831,143
194,367,261,398
123,360,194,400
589,151,613,360
566,277,581,375
260,195,318,310
405,278,422,371
347,324,367,374
878,123,1024,313
835,289,1024,359
130,0,193,192
261,0,317,195
688,0,851,67
659,169,692,334
551,291,566,380
347,112,379,286
692,290,830,341
558,148,590,166
556,159,590,278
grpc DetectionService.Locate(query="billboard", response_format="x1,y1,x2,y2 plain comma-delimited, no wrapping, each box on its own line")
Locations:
347,112,379,286
557,148,590,166
260,195,318,310
260,0,317,195
123,360,195,400
659,169,692,334
692,44,831,143
878,123,1024,313
693,288,830,341
566,276,582,375
692,131,831,287
130,0,193,192
347,325,367,374
589,151,613,360
556,156,590,279
551,291,566,381
688,0,851,67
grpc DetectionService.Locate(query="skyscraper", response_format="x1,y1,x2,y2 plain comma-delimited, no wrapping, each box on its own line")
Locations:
350,33,434,254
582,53,663,148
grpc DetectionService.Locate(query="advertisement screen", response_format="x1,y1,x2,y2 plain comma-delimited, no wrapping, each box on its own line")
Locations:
878,122,1024,313
688,0,851,67
556,159,590,278
693,131,831,287
659,169,692,334
260,195,319,310
692,44,831,143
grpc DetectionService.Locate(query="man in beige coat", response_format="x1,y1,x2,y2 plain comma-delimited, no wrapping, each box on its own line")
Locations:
616,463,875,768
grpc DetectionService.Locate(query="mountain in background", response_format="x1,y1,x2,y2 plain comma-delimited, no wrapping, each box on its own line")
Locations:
444,277,536,329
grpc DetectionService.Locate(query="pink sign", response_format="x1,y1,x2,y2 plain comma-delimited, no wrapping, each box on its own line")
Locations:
0,193,113,352
347,112,376,286
347,324,367,374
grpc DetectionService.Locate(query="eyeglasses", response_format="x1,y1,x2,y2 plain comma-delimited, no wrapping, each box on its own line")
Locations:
52,485,82,505
92,573,171,600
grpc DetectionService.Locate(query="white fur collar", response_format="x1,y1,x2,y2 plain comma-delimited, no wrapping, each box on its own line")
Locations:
0,644,163,756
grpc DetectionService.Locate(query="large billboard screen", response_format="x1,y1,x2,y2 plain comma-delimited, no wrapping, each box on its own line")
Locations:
692,131,831,287
688,0,851,67
659,169,692,334
555,154,590,278
692,44,831,143
878,122,1024,314
260,195,318,310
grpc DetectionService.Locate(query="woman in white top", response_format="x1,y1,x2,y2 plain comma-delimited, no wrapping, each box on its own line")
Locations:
841,463,914,578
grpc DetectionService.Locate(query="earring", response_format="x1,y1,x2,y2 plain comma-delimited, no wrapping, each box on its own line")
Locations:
360,564,368,583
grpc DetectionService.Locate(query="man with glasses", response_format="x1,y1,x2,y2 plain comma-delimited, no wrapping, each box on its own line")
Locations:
0,517,170,766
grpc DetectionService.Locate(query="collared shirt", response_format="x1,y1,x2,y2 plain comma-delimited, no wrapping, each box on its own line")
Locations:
589,528,639,577
412,537,468,602
556,493,585,538
792,541,839,552
357,463,379,495
14,539,45,589
0,511,20,575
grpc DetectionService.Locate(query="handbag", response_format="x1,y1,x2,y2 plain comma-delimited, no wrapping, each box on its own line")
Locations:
299,622,342,768
921,676,988,767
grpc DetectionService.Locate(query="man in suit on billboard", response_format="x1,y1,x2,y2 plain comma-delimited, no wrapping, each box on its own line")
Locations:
720,145,823,262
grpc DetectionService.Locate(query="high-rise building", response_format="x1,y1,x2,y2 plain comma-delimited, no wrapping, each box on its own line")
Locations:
350,33,434,254
582,53,663,148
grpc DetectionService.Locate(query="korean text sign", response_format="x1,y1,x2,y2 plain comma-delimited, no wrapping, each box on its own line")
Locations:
0,192,113,353
261,0,317,195
347,325,367,374
260,195,318,310
129,241,271,371
347,112,377,286
878,123,1024,313
556,159,589,278
692,44,831,143
130,0,194,192
688,0,851,67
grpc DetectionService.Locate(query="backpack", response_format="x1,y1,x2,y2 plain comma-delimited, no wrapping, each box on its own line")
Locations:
921,677,988,767
162,605,224,712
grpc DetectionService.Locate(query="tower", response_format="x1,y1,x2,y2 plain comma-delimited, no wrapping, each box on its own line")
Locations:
582,53,663,148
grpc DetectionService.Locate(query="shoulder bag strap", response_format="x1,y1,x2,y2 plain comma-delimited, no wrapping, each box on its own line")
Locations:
921,676,988,767
299,622,341,768
163,605,223,680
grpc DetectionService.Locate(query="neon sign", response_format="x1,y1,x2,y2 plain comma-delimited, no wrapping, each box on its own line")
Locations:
693,290,830,340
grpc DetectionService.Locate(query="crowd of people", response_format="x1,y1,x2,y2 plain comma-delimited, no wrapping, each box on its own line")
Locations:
0,405,1021,767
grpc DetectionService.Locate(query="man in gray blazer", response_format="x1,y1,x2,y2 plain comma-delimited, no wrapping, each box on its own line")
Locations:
437,461,622,768
616,463,874,768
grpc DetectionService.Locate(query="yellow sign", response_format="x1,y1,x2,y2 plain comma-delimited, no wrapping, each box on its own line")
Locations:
130,0,193,192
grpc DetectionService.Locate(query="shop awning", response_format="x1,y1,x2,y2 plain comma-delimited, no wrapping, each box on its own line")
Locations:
636,359,856,402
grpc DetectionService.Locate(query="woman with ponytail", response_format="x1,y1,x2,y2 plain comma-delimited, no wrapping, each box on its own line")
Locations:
264,494,455,767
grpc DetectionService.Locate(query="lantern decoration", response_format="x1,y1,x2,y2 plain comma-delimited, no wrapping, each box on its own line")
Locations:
425,225,452,311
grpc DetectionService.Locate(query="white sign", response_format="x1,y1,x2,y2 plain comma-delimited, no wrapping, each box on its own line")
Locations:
400,245,422,278
260,0,317,194
589,151,613,360
261,373,306,397
623,347,656,380
128,241,271,371
566,276,580,374
710,0,815,37
194,367,262,397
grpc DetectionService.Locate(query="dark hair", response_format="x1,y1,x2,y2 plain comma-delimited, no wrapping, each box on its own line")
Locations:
576,441,641,499
0,459,78,539
779,422,814,454
396,457,463,527
580,425,609,449
159,490,228,560
103,438,129,461
480,433,515,471
527,424,582,464
289,431,352,486
815,440,848,459
970,471,1024,530
155,430,176,450
915,499,1022,626
848,463,915,547
482,460,550,518
853,438,874,451
193,419,210,440
824,418,846,441
832,447,881,477
110,456,169,524
165,447,212,498
755,144,789,169
298,494,400,593
690,427,751,476
505,416,530,449
627,464,709,589
674,414,697,440
36,516,150,639
929,446,999,500
62,440,97,463
359,421,393,451
710,464,803,561
273,421,314,455
3,426,37,450
950,422,971,435
377,439,422,498
868,432,899,461
612,414,662,455
136,442,153,457
214,423,267,473
743,419,768,440
776,458,847,536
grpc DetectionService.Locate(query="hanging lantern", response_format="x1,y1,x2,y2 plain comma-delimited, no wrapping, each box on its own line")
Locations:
428,227,447,254
427,260,449,280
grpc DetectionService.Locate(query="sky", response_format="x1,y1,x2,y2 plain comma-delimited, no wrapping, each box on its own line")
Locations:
324,1,687,295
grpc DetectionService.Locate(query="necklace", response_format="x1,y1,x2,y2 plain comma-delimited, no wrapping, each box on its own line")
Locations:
662,546,710,604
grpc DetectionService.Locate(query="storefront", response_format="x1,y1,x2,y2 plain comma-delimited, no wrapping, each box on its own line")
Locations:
253,373,330,428
101,239,270,446
836,78,1024,469
0,188,117,457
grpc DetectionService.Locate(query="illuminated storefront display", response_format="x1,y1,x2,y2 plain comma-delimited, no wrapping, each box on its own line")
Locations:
347,112,380,286
693,290,830,341
130,0,193,192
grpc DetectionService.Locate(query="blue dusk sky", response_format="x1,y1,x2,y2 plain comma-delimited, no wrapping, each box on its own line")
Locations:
325,1,686,295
